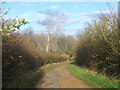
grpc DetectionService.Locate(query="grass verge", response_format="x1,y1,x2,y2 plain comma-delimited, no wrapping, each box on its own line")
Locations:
67,64,118,88
43,63,57,72
43,61,68,72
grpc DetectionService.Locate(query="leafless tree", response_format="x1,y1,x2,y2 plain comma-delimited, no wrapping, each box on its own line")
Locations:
38,10,67,53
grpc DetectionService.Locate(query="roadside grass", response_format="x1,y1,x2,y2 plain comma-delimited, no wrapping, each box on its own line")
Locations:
67,64,118,88
43,63,58,72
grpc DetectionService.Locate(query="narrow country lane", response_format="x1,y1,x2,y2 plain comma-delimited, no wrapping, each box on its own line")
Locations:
35,63,92,88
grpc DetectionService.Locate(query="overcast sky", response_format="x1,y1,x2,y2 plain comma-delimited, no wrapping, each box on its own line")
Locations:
4,2,118,35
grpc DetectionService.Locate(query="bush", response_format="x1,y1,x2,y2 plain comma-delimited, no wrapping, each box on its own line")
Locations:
2,34,40,87
75,9,119,78
37,52,67,65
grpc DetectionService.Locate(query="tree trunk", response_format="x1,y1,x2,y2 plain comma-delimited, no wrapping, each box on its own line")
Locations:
46,35,50,53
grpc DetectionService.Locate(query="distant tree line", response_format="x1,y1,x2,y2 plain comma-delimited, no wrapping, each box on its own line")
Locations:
22,28,76,55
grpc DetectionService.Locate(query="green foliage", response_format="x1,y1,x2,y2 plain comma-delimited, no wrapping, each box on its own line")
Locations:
0,18,29,36
68,64,118,88
75,10,119,78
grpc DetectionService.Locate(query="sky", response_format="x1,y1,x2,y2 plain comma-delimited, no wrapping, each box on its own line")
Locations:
4,2,118,36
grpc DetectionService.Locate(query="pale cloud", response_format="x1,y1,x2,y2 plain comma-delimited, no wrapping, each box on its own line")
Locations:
50,5,60,9
64,12,94,24
65,12,90,17
17,12,47,22
39,2,46,5
94,10,111,14
19,3,25,6
19,3,35,6
93,9,117,14
11,10,95,29
63,27,81,31
66,16,93,23
74,5,80,9
10,9,16,12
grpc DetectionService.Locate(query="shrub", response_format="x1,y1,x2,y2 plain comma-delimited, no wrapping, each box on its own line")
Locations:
2,34,40,88
37,52,67,65
75,9,119,78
